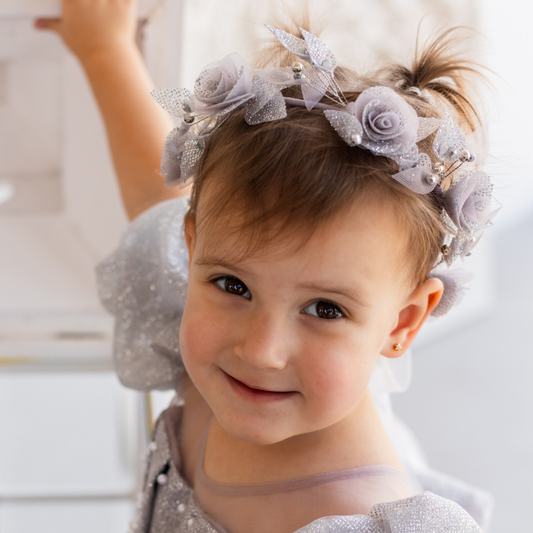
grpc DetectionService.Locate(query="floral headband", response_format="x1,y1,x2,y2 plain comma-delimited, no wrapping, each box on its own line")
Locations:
151,25,498,317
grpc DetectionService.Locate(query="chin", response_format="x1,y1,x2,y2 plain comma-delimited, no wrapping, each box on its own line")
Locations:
216,412,294,446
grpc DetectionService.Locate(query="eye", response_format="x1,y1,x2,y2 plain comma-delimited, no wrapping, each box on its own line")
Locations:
303,300,344,320
214,276,251,300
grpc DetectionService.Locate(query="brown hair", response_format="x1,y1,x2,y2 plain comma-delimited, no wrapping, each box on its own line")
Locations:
184,27,483,287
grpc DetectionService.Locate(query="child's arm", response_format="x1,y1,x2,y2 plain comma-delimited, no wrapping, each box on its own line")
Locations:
36,0,183,221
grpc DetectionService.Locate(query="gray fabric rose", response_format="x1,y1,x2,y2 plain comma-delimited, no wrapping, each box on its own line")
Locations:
429,269,474,317
442,171,494,231
353,86,419,156
189,53,254,116
437,170,498,261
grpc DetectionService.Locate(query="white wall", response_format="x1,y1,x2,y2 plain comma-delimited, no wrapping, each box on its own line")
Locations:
0,0,529,531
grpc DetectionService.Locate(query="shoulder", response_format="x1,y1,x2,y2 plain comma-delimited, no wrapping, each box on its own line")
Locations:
95,195,190,391
296,492,482,533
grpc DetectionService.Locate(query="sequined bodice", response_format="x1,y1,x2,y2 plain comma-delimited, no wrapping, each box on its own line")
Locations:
128,404,481,533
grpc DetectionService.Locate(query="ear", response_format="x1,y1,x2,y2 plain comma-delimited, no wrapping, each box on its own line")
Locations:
382,277,444,358
184,216,196,269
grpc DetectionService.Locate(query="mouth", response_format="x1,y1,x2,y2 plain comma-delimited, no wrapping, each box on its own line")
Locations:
222,371,297,403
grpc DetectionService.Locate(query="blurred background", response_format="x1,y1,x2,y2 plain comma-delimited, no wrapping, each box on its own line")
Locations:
0,0,530,531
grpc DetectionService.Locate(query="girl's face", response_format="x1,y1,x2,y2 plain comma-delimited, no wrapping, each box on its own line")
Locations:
180,199,427,445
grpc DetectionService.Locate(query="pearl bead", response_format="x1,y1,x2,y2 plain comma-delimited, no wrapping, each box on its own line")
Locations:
291,61,304,73
460,149,475,163
433,162,445,174
350,133,362,145
447,148,459,160
426,174,438,186
178,503,186,513
156,474,168,485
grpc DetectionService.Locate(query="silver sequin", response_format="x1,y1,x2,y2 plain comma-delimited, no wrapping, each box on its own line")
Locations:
128,411,483,533
96,198,189,391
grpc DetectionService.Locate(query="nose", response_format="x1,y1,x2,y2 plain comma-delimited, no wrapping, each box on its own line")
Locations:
233,309,289,370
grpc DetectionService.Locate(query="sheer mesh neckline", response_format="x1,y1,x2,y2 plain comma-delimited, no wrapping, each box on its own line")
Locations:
195,417,411,496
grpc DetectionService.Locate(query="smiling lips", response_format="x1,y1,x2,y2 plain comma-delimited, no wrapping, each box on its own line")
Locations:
223,371,297,403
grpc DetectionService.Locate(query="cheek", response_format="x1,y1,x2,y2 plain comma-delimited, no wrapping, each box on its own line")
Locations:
179,290,233,370
301,337,378,414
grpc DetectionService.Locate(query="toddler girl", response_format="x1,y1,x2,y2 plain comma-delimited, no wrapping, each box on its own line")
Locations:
38,2,495,532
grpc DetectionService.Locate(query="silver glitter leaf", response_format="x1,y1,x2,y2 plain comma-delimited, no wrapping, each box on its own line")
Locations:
392,164,436,195
179,135,206,186
265,24,311,63
433,112,466,162
300,28,337,72
264,25,344,108
324,109,363,146
151,88,191,119
245,82,287,125
161,124,190,187
301,68,334,110
417,117,441,142
392,145,420,171
245,78,285,118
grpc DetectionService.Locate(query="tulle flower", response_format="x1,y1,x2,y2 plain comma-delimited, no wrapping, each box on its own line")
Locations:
152,52,291,186
429,269,474,317
189,53,255,116
353,86,419,156
436,171,498,263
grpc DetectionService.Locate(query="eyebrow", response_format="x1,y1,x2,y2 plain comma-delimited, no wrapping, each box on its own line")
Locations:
195,257,248,275
295,282,371,308
195,257,371,308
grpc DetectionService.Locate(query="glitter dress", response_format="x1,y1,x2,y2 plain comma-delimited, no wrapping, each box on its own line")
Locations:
96,197,492,533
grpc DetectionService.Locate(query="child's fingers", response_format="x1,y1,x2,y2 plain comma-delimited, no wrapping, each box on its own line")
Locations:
34,18,62,33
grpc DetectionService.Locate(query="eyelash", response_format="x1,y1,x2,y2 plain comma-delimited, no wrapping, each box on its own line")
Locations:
302,300,345,320
213,276,251,300
211,276,345,320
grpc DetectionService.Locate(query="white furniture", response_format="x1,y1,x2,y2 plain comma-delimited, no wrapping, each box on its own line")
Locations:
3,1,522,531
0,3,182,532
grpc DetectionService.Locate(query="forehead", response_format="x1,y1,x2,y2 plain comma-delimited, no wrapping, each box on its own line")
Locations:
193,196,410,304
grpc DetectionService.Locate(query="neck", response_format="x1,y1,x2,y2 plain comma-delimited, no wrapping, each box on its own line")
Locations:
202,389,404,484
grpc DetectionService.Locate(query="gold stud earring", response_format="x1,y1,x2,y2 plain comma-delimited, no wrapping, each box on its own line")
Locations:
393,343,402,352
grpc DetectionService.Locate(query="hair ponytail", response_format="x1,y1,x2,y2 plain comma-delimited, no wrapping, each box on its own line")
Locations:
386,28,484,132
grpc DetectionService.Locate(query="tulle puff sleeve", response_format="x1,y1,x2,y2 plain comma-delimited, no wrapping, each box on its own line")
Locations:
297,492,482,532
95,197,190,391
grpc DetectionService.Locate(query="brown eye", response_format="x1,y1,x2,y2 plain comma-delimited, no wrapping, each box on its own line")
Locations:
303,300,344,319
215,276,251,300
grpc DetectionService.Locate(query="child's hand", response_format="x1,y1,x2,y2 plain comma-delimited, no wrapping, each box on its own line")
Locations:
35,0,138,65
